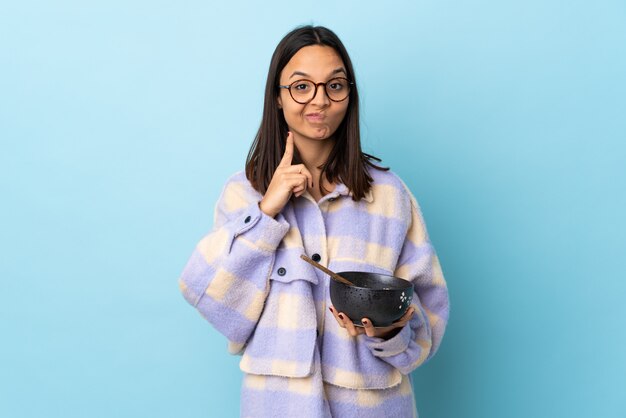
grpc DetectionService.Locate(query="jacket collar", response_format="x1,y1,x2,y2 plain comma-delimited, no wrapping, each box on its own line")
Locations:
300,182,374,204
331,183,375,203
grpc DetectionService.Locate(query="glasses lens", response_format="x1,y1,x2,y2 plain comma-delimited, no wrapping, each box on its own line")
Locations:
288,78,351,103
290,80,316,104
326,78,350,101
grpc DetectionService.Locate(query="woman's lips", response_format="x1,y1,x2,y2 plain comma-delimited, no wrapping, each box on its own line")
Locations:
305,113,325,122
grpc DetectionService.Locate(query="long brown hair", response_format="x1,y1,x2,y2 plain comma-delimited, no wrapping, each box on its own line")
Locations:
245,25,388,201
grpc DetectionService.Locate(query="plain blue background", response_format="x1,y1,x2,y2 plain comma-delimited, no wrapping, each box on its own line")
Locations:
1,1,625,417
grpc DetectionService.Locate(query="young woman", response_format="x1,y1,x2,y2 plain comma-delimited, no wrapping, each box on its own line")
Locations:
179,25,449,418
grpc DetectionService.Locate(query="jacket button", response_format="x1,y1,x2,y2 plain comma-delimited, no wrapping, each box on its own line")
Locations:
277,267,286,276
312,253,321,262
244,215,251,223
328,197,336,202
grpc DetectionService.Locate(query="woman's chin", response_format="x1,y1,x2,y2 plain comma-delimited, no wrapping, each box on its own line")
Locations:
292,126,336,141
309,127,331,140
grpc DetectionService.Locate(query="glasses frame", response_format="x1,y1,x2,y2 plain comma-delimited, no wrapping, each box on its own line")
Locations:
278,77,354,104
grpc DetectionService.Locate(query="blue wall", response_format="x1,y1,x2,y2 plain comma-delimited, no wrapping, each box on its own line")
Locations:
1,1,625,417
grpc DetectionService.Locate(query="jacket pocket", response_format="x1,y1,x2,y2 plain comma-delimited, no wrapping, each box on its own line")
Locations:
320,329,403,390
239,278,317,378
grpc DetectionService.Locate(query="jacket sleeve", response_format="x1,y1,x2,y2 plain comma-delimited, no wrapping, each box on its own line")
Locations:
363,186,449,374
177,176,290,354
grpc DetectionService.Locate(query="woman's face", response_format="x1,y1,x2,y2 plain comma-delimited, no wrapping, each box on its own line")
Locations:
277,45,350,143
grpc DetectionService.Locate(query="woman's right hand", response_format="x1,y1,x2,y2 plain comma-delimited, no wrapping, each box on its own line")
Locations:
259,132,313,218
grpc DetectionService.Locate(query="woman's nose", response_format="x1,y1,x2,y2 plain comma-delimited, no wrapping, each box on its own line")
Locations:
309,83,330,106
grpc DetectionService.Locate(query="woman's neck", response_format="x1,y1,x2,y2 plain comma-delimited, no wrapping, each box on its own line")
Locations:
294,135,335,173
293,134,337,195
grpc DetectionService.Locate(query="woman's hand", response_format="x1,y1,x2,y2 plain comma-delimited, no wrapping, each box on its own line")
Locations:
329,306,415,340
259,131,314,218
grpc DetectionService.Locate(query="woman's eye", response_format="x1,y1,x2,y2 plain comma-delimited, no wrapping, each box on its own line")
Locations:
328,80,346,90
294,83,310,91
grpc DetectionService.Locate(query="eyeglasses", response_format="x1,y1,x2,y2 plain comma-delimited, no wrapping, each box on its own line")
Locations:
278,77,353,104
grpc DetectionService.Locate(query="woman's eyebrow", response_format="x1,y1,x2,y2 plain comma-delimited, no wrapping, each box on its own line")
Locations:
289,67,347,80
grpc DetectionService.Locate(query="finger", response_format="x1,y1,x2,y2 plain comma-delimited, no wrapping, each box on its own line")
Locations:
281,164,306,174
399,306,415,324
299,165,314,189
278,132,294,168
361,318,377,337
329,306,345,328
281,175,308,197
281,174,308,190
293,176,308,193
340,313,362,337
282,164,313,189
390,307,415,329
292,183,306,194
368,308,415,338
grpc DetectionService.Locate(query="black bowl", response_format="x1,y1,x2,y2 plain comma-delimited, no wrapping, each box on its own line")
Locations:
329,271,414,327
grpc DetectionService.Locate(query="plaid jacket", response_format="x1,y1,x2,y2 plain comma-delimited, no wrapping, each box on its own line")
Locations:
178,168,449,390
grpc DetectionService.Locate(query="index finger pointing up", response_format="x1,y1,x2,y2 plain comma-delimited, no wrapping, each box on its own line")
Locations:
278,131,294,168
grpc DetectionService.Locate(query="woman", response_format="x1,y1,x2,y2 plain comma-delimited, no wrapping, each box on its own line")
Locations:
178,25,449,418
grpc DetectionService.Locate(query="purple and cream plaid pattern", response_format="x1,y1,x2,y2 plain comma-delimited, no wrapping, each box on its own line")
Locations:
179,168,449,417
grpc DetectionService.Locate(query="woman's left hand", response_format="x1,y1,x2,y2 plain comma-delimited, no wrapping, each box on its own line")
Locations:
329,306,415,340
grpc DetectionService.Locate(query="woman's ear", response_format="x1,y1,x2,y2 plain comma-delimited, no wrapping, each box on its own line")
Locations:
277,96,282,109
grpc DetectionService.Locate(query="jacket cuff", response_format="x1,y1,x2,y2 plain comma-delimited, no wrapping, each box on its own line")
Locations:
228,201,290,253
364,322,412,358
